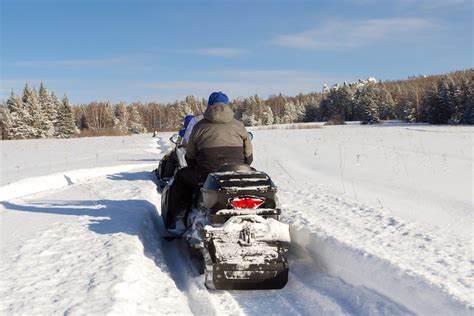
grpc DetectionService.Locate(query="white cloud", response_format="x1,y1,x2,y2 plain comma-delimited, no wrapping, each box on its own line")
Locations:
189,48,250,58
12,57,135,68
398,0,471,8
271,17,437,50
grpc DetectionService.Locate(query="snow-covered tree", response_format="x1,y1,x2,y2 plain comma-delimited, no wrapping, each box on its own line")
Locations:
0,105,13,140
241,96,262,126
22,84,45,137
356,83,380,124
460,77,474,124
320,86,354,122
56,96,77,138
174,100,194,121
185,95,205,114
113,102,129,134
378,86,395,120
241,109,258,126
261,105,274,125
38,83,56,137
435,77,455,124
128,104,146,133
7,91,34,139
282,101,297,123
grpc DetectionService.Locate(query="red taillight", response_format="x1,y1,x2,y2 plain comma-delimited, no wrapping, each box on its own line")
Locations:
230,197,264,209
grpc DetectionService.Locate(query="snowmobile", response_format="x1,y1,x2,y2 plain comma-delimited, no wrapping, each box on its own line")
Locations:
159,144,290,290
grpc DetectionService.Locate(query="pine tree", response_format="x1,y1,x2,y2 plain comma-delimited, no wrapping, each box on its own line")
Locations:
7,91,34,139
261,105,274,125
282,101,297,123
419,85,436,123
320,86,354,122
38,83,56,137
294,100,306,122
0,104,13,140
460,76,474,124
128,104,146,133
378,86,395,120
356,84,380,124
51,93,63,136
56,96,77,138
449,80,465,124
427,77,455,124
241,96,260,126
241,109,258,126
185,95,205,114
113,103,129,134
22,84,44,137
174,100,194,122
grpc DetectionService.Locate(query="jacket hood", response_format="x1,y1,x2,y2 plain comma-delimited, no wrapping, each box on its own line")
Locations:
203,103,234,123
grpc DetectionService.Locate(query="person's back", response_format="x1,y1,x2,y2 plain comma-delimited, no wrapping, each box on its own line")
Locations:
166,91,253,232
186,100,252,174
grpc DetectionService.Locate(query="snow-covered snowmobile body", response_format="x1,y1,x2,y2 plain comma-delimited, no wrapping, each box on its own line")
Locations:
161,163,290,290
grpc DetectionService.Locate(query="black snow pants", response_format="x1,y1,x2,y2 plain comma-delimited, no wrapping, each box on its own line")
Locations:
161,149,179,178
166,166,208,227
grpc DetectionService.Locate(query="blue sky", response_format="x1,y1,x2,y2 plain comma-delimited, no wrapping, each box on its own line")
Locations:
1,0,472,103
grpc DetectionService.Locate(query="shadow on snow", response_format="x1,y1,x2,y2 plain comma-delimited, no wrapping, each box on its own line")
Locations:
107,170,156,182
1,199,159,236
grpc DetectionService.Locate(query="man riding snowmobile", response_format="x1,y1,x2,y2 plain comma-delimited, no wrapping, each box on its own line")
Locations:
161,92,289,290
166,91,253,232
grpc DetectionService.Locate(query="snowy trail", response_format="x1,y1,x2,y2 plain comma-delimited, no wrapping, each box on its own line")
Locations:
1,165,409,315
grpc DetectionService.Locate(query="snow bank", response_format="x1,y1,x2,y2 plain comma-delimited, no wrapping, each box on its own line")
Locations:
0,163,155,201
0,133,165,186
289,227,471,315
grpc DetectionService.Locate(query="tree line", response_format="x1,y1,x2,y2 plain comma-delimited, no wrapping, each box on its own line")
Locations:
231,68,473,126
1,69,472,140
1,83,77,140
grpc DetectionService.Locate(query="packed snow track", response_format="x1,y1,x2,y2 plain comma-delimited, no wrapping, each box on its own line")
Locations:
1,167,409,315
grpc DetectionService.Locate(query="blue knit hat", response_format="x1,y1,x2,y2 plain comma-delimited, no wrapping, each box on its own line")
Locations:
179,115,194,137
208,91,229,106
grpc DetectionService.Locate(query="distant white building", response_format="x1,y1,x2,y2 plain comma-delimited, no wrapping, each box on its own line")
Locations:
322,84,330,93
324,77,378,91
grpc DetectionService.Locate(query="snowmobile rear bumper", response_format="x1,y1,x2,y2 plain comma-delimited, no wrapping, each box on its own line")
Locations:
206,261,289,290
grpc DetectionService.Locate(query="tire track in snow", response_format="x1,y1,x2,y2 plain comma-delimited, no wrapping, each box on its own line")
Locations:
158,238,245,316
224,243,410,316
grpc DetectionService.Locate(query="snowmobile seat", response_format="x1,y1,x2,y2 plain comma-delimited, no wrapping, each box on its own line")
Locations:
216,163,252,172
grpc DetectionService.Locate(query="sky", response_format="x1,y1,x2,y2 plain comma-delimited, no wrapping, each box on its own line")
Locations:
1,0,472,104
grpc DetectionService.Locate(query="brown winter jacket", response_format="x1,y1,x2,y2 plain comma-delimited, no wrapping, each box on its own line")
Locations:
185,103,253,174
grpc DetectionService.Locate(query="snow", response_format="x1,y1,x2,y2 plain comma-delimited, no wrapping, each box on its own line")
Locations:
1,123,473,315
250,123,473,313
205,215,290,243
1,170,192,315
